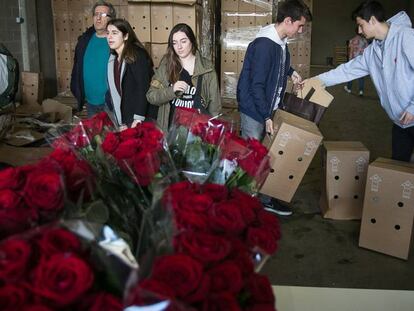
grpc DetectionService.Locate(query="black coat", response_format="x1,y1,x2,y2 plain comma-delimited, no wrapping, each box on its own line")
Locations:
107,47,158,126
70,27,95,111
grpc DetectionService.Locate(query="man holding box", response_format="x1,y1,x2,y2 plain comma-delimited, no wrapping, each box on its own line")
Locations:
315,0,414,162
237,0,312,215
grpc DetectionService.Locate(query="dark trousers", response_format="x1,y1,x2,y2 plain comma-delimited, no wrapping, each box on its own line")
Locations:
392,124,414,162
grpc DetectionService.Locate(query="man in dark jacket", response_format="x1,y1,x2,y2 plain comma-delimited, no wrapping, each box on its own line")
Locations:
70,1,116,117
237,0,312,216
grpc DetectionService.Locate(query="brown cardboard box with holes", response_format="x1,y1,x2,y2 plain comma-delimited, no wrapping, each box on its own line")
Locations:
260,109,323,202
320,141,370,220
359,158,414,259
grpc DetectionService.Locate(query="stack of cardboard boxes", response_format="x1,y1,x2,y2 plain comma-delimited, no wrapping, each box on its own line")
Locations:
52,0,128,94
52,0,203,94
128,0,202,69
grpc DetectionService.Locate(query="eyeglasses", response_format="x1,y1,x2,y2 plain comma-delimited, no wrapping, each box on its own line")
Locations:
93,12,111,18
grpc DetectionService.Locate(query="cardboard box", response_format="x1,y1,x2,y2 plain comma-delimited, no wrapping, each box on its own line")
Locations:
260,109,323,202
359,158,414,259
129,2,151,43
21,72,44,106
150,43,168,69
320,141,370,220
150,4,173,43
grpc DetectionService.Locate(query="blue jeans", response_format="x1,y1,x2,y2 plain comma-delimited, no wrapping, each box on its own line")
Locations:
347,78,364,92
87,103,106,118
240,112,272,204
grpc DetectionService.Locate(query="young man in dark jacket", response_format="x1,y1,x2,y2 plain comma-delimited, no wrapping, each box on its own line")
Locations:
70,1,116,117
237,0,312,216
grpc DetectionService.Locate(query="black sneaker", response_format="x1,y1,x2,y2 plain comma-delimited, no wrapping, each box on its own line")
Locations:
263,199,293,216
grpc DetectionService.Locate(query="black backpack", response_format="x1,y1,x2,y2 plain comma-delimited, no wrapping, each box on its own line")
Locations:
0,44,19,109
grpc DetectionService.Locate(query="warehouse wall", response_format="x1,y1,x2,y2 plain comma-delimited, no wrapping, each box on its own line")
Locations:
0,0,23,69
311,0,411,66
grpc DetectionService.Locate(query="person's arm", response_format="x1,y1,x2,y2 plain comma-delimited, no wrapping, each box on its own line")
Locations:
317,46,371,87
400,30,414,123
250,40,275,121
146,58,176,106
206,70,221,116
129,52,153,123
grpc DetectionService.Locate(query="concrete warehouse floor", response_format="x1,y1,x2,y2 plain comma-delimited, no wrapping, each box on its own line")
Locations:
262,67,414,290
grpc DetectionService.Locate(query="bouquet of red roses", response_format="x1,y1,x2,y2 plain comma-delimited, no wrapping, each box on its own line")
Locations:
0,222,132,310
167,108,228,184
209,131,271,195
0,146,95,240
125,181,280,310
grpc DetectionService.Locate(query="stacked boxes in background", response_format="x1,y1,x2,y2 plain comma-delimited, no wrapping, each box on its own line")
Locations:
320,141,370,220
220,0,273,99
260,109,323,203
52,0,203,94
52,0,128,94
21,72,44,105
129,0,202,69
359,158,414,260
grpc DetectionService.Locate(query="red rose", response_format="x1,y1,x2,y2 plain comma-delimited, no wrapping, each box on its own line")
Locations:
133,151,160,186
0,238,32,281
36,228,81,256
247,227,278,255
0,167,22,190
81,292,123,311
179,193,213,213
151,254,204,299
0,190,37,238
227,241,255,277
22,305,53,311
49,148,77,172
101,132,120,154
23,166,64,213
174,232,232,264
231,189,263,211
33,253,94,306
208,200,246,235
120,127,138,140
202,292,242,311
0,188,22,210
246,274,275,304
113,139,142,159
174,107,200,127
174,209,209,231
207,261,243,294
191,119,225,145
0,284,30,310
65,159,95,200
65,124,90,148
202,183,229,202
257,210,281,241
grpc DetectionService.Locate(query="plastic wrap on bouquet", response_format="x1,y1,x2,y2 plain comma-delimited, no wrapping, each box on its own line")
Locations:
124,181,278,309
0,221,133,310
209,132,271,195
167,108,228,184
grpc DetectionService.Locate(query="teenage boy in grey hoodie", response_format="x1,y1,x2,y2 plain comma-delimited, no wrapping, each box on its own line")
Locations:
237,0,312,216
316,0,414,162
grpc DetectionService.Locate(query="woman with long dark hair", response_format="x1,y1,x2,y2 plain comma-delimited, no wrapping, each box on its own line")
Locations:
106,18,157,127
146,23,221,131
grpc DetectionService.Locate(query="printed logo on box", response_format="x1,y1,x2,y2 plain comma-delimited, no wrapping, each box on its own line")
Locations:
278,131,292,147
304,141,318,156
355,157,367,173
369,174,382,192
330,156,340,172
401,180,414,199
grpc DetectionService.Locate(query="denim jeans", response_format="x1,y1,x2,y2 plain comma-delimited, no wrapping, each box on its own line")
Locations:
347,77,365,92
240,112,272,204
87,103,106,118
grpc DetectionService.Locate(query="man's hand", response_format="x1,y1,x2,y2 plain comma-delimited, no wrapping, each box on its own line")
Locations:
400,111,414,126
265,119,274,136
291,71,303,85
131,119,142,128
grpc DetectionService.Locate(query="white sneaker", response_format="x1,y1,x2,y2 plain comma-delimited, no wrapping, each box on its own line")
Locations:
359,90,364,96
344,86,351,94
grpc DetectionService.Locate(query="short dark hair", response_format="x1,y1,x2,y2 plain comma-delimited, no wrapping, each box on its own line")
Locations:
352,0,385,22
276,0,312,23
92,1,116,18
